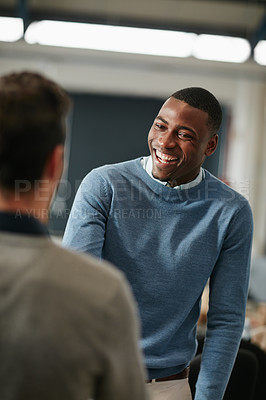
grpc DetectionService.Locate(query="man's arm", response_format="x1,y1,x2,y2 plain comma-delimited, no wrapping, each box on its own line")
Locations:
98,274,148,400
63,169,110,258
195,201,253,400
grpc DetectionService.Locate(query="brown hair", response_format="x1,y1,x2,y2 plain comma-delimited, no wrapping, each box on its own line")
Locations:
0,71,71,190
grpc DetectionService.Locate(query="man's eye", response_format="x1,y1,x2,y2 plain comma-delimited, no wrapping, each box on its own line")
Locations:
155,123,164,129
178,132,193,140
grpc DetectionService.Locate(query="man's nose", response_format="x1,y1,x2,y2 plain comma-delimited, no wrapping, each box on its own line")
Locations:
158,130,176,148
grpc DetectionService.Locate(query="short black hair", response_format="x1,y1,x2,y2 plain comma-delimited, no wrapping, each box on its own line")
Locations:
0,71,71,190
170,87,222,135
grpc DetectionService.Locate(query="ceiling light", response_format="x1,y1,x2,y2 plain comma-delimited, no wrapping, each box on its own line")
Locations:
254,40,266,66
0,16,24,42
24,20,196,58
193,34,251,63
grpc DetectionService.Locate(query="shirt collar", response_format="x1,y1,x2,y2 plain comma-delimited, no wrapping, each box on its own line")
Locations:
0,211,49,236
142,155,204,190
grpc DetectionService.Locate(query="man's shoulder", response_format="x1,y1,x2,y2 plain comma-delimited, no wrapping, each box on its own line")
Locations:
0,235,127,305
86,157,142,181
45,241,128,300
37,242,136,341
203,170,251,209
0,235,129,316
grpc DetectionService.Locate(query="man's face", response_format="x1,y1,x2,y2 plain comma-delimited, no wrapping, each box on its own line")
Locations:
148,97,218,187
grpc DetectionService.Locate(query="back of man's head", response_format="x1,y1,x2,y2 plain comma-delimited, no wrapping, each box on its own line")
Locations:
0,71,71,191
171,87,222,136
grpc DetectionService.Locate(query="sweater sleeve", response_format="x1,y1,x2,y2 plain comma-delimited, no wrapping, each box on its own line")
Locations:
194,200,253,400
97,275,149,400
62,169,111,258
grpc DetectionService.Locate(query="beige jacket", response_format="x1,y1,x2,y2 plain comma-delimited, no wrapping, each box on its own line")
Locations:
0,232,148,400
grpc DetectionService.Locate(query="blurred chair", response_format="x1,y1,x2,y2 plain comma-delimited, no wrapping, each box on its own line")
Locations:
240,339,266,400
189,348,258,400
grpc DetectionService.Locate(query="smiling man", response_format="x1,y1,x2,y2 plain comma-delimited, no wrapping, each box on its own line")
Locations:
148,95,217,187
63,87,253,400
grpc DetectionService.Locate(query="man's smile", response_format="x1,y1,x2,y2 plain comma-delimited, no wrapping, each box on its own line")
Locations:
155,149,179,164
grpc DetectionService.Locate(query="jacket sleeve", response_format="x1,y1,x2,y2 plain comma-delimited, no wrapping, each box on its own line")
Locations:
98,274,149,400
194,200,253,400
62,169,111,258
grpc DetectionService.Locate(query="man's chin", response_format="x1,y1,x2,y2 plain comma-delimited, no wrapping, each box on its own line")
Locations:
152,171,169,182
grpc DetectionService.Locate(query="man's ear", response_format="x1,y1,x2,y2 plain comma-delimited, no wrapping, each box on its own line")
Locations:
43,145,64,181
205,134,218,157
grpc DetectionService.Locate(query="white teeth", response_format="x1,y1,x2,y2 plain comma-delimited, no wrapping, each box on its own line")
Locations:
156,150,178,162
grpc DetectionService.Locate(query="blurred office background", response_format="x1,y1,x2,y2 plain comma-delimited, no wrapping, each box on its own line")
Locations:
0,0,266,259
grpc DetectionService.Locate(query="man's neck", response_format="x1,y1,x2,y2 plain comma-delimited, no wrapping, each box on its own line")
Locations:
0,191,49,224
142,156,204,190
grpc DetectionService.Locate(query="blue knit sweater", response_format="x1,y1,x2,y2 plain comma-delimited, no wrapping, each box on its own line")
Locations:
63,158,253,400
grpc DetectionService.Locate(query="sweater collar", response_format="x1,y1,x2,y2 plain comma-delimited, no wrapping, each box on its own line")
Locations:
141,155,204,190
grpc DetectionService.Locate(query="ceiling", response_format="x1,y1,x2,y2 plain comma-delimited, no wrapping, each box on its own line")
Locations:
0,0,265,51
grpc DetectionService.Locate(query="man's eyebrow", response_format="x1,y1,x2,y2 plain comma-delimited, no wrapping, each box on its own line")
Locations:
155,116,168,124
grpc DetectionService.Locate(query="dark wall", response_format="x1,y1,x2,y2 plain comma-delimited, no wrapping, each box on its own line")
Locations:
49,92,228,235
